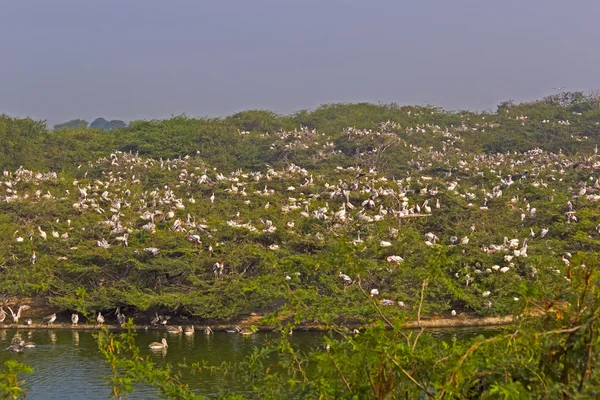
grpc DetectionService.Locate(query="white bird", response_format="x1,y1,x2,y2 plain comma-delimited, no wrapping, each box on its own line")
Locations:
97,312,105,325
44,313,57,325
171,218,182,232
451,310,457,316
370,288,379,297
338,272,352,290
210,193,215,204
37,226,47,240
386,255,404,263
7,305,30,324
71,313,79,326
187,234,202,246
148,338,168,349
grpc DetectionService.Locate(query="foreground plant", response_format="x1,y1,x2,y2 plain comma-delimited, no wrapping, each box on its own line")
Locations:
96,320,200,399
0,360,32,400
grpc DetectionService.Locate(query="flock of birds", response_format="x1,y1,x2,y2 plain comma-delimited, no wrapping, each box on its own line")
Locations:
1,108,600,324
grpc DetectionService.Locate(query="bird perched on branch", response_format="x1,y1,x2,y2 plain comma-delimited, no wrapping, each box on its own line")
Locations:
213,261,225,279
338,272,352,291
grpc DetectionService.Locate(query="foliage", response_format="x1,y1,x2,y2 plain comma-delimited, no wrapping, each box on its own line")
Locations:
97,321,201,399
53,119,88,130
0,360,32,400
90,118,128,131
0,94,600,327
96,261,600,398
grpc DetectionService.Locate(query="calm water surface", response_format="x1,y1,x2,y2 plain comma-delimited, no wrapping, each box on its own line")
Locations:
0,327,502,399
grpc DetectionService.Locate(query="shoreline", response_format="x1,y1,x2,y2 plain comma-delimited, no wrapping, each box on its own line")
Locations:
0,315,514,332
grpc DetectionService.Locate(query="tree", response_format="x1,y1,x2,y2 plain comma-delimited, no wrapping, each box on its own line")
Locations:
108,120,127,130
53,119,88,130
90,118,109,131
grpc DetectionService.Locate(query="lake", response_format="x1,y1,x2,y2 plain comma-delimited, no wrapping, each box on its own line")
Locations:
0,327,502,399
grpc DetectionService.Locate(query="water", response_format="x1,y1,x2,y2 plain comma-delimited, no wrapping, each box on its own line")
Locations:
0,327,503,399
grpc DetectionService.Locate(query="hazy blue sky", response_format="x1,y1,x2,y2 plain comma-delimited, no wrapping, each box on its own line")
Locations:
1,0,599,126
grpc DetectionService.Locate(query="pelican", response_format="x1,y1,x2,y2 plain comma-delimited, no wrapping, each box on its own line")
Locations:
71,313,79,326
7,341,25,352
167,326,183,334
96,312,105,326
204,326,213,335
23,341,36,348
225,326,241,334
116,308,126,325
183,325,195,335
148,338,168,349
0,307,6,324
239,327,255,336
7,305,30,324
44,313,57,326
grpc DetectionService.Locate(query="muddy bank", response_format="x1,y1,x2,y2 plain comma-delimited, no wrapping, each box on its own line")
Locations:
0,316,514,332
1,297,513,331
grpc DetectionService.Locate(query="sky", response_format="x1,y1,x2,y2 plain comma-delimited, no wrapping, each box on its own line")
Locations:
1,0,599,127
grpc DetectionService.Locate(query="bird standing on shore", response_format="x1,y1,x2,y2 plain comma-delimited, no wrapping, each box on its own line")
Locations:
44,313,57,326
96,312,105,326
71,313,79,326
116,308,126,325
7,305,30,324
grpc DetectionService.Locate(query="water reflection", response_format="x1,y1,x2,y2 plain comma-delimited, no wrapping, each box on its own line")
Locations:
0,327,504,399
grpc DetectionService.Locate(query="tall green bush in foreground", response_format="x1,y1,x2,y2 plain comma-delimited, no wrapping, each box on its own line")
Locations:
0,360,32,400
